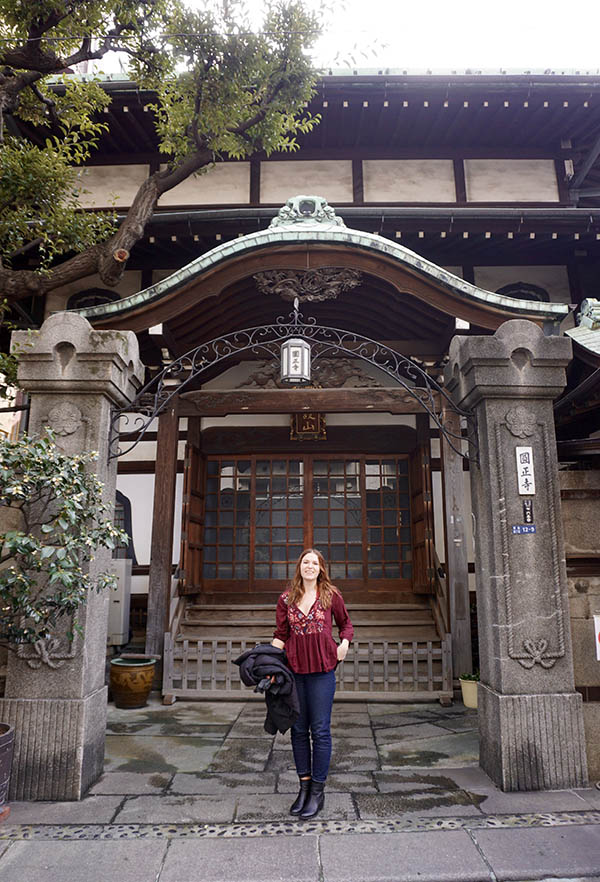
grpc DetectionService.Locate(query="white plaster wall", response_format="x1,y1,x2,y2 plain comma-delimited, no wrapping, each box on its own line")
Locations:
45,271,143,316
363,160,455,202
117,473,183,572
260,160,353,204
118,440,186,464
464,159,559,202
158,162,250,206
76,164,149,209
473,265,571,303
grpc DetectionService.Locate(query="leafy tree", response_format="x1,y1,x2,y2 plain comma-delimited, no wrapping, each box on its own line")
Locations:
0,0,321,302
0,432,127,646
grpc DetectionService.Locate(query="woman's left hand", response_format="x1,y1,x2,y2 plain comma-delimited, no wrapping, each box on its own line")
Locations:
337,642,349,662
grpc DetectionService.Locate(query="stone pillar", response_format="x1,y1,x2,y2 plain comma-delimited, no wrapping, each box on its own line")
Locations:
0,313,143,800
446,320,588,791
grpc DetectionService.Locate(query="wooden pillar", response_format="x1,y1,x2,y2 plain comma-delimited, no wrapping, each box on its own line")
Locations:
146,401,179,657
440,406,473,677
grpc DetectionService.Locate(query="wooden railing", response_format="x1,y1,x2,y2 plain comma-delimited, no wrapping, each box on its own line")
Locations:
163,633,453,702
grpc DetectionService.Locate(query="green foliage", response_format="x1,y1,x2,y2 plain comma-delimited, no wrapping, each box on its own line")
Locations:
0,432,127,645
147,1,321,164
0,132,117,270
0,299,18,398
0,0,322,284
459,671,480,681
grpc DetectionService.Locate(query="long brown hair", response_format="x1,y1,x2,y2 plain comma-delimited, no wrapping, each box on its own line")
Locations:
287,548,338,610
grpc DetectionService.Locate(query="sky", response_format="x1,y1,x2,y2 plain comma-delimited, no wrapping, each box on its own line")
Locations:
303,0,600,73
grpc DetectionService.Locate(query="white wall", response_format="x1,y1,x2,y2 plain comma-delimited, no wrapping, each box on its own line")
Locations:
260,160,353,204
473,265,571,303
46,271,143,315
158,162,250,206
77,164,149,209
363,159,455,202
464,159,559,202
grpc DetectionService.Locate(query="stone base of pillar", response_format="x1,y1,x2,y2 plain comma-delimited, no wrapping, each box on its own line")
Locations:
0,687,107,801
479,683,588,791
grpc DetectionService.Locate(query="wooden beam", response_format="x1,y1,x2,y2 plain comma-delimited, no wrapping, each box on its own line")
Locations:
440,406,473,676
570,130,600,191
145,401,180,658
178,387,440,416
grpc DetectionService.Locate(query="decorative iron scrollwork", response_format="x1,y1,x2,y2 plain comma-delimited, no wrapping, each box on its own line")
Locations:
109,302,476,462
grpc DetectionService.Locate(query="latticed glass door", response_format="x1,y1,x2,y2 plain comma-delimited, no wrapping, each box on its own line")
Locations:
201,455,413,592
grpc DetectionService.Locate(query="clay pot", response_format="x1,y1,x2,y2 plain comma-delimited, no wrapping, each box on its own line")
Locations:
110,658,156,709
0,723,15,822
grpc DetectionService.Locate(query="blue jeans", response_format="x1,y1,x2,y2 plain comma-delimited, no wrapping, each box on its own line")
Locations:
291,670,336,783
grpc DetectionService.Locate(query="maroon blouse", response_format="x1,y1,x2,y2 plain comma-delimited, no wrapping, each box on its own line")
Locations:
273,589,354,674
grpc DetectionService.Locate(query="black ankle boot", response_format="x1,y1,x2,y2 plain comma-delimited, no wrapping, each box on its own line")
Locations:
300,780,325,819
289,778,311,815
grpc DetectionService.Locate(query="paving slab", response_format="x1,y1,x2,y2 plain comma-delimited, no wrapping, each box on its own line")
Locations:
208,737,274,772
474,787,591,814
374,722,453,744
114,794,236,823
355,791,483,819
89,771,172,794
6,795,123,824
373,770,463,793
105,734,222,773
320,830,492,882
329,737,379,772
368,712,435,729
170,772,277,794
0,839,168,882
472,825,600,881
433,766,497,790
265,750,296,773
366,702,440,716
235,792,356,821
160,835,320,882
378,730,479,769
108,697,244,726
107,720,232,736
226,720,276,738
574,786,600,809
431,715,480,733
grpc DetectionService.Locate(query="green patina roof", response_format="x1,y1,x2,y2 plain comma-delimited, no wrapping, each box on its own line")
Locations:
76,196,570,323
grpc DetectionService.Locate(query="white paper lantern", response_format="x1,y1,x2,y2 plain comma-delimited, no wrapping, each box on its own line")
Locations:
280,337,311,385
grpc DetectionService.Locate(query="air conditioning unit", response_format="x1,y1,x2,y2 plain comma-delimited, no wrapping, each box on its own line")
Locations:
107,558,132,647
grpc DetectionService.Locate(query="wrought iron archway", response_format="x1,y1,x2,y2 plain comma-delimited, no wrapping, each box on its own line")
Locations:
109,303,476,461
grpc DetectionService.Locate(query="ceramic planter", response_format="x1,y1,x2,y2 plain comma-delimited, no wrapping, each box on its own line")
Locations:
0,723,15,822
459,678,478,709
110,657,156,709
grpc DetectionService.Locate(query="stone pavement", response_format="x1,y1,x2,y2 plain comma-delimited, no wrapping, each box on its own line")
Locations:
0,696,599,881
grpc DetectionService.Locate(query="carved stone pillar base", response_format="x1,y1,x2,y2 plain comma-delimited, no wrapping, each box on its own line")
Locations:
0,688,107,801
479,683,588,791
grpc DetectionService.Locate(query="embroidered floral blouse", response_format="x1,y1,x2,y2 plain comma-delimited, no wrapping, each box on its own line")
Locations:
273,589,354,674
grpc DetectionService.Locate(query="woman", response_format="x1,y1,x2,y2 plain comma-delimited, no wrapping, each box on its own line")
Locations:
272,548,354,819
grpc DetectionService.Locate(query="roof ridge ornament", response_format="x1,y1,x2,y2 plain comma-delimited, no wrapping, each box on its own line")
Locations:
269,195,345,228
578,298,600,329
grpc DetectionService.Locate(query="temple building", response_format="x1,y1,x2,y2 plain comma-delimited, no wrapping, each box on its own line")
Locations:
3,71,600,794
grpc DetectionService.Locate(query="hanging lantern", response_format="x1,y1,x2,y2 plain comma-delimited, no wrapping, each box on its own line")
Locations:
280,337,311,385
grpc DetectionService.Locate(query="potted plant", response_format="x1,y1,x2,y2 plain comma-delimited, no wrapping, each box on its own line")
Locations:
0,432,127,817
458,671,480,709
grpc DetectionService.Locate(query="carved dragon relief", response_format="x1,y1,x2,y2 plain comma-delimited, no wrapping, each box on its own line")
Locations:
239,357,384,389
254,268,362,303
